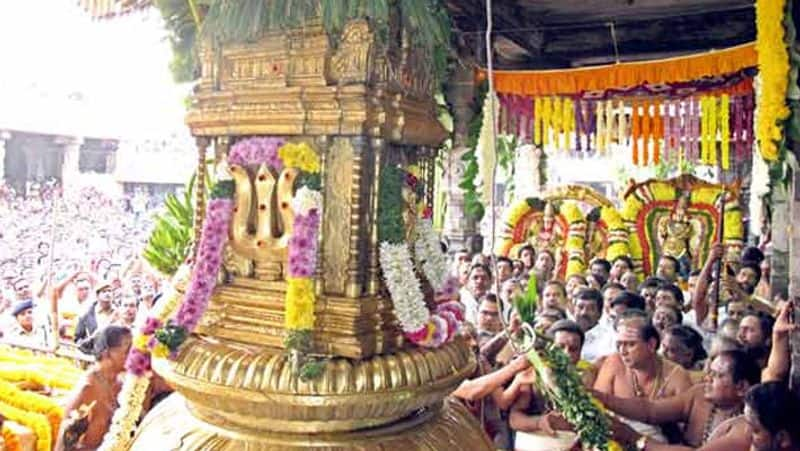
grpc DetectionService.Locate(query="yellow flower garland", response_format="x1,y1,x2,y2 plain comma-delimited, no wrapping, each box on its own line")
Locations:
2,425,22,451
720,95,731,170
563,98,574,151
0,400,50,451
279,142,321,173
285,277,316,330
596,101,607,152
601,206,630,262
542,97,552,147
563,202,587,277
0,379,62,446
534,97,543,145
755,0,791,161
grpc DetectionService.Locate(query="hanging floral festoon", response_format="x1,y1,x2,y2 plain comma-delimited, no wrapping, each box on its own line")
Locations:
378,165,464,348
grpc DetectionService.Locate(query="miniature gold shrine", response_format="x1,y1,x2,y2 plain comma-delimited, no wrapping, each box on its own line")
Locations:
130,15,489,451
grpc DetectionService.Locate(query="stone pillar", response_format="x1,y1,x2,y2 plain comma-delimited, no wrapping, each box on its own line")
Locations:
789,148,800,392
771,183,790,298
514,144,544,199
56,137,83,190
0,131,9,181
443,61,477,253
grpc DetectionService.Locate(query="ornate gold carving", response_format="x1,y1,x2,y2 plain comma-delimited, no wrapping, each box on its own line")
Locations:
222,243,253,278
219,34,288,90
194,278,398,358
287,20,331,87
151,337,475,433
322,138,352,295
330,19,373,84
228,164,297,280
131,395,492,450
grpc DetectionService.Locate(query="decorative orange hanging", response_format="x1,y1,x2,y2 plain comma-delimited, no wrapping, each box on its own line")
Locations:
476,43,757,96
641,100,651,165
652,100,663,164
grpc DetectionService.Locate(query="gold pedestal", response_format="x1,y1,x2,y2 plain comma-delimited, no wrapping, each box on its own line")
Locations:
131,394,491,450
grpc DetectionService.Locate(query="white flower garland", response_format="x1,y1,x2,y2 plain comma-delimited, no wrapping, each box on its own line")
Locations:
379,242,429,333
413,219,448,292
97,277,185,451
291,186,323,216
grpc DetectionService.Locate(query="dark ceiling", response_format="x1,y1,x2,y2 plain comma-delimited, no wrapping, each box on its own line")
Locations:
446,0,755,69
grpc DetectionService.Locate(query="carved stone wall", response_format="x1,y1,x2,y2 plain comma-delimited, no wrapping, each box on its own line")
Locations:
443,62,478,252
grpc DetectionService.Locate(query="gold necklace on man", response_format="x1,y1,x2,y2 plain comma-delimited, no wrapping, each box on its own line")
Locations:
630,357,663,399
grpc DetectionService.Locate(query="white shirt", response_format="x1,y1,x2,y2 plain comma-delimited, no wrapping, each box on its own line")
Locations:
581,319,615,363
459,287,480,326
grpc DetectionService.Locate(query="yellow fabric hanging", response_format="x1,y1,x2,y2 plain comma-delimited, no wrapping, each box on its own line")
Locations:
720,94,730,170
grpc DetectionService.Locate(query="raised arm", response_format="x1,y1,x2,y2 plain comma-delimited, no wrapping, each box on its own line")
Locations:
593,387,691,425
451,355,528,402
693,244,723,324
762,301,797,382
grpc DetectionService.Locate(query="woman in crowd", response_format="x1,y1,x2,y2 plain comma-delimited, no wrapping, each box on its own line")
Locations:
56,326,131,451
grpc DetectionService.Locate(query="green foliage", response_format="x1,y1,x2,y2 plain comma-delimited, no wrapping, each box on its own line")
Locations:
210,180,234,199
459,82,488,221
153,0,205,82
155,323,189,352
377,165,405,244
527,345,611,450
497,134,519,202
298,359,326,381
295,172,322,191
142,175,197,276
155,0,453,84
284,329,313,352
513,273,538,325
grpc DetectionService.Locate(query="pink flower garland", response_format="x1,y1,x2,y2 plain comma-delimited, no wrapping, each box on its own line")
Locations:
228,137,285,170
174,199,233,330
287,209,320,278
125,198,233,376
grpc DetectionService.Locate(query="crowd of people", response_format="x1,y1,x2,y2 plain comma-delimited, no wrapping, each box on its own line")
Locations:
0,180,164,349
1,177,798,450
449,244,798,451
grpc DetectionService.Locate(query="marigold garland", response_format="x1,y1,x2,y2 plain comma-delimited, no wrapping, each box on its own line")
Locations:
0,401,50,451
755,0,791,161
0,379,62,445
2,425,21,451
720,95,731,169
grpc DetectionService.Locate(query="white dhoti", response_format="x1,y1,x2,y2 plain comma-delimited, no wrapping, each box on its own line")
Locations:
514,431,578,451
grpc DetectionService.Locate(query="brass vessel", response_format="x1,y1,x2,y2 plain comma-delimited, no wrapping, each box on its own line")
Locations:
130,15,490,451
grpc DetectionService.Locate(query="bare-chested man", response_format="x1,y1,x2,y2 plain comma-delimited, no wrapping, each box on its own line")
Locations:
596,349,761,450
593,310,693,441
